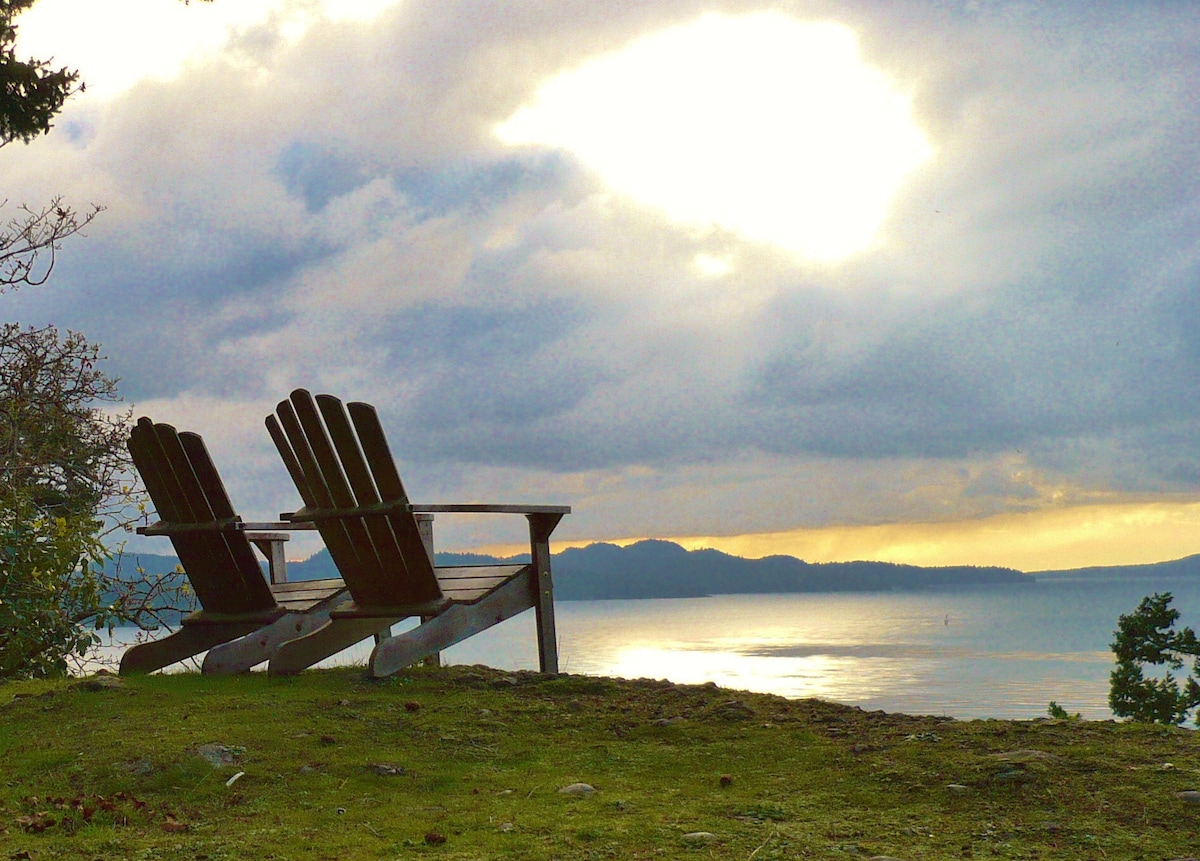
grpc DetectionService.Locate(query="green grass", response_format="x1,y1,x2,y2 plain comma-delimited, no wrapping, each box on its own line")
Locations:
1,665,1198,859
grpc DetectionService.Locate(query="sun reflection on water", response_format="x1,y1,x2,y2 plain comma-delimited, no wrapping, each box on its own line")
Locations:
602,644,919,703
96,576,1200,721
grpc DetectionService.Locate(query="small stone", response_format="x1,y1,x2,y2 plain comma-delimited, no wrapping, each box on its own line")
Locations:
719,774,734,787
558,782,597,796
681,832,717,845
319,734,337,745
370,763,407,776
424,831,447,845
124,757,154,775
489,676,519,688
195,743,241,767
404,701,421,712
652,717,683,727
945,784,969,794
1176,790,1200,804
498,822,514,832
337,699,351,707
712,700,754,720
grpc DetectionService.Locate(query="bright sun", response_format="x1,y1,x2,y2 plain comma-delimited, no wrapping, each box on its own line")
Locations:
496,12,933,263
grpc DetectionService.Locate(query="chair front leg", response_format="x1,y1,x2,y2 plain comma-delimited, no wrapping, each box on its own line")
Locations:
527,512,563,674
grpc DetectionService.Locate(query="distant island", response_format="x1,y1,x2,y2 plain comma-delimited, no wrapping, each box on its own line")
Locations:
108,538,1037,600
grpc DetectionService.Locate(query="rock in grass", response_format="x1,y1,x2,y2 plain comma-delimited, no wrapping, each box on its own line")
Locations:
711,700,754,721
195,743,242,767
1176,790,1200,804
945,784,970,794
681,832,717,845
652,716,685,726
558,782,597,796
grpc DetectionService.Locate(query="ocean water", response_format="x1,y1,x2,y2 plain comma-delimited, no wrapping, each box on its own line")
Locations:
102,572,1200,721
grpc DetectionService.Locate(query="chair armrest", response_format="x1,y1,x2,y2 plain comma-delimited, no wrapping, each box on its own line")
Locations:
410,504,572,515
240,520,317,531
280,504,570,521
137,518,241,536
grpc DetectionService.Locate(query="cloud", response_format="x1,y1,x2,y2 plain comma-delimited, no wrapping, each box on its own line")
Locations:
3,0,1200,561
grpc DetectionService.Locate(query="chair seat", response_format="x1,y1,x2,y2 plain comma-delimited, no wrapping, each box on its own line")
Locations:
270,578,347,611
437,564,528,596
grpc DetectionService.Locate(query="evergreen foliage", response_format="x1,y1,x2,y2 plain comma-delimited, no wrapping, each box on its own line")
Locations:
0,0,78,147
1108,592,1200,726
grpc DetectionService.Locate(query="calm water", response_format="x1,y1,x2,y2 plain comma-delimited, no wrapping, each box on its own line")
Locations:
103,573,1200,721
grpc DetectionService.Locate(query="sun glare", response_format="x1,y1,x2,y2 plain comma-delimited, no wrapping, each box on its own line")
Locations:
496,12,932,263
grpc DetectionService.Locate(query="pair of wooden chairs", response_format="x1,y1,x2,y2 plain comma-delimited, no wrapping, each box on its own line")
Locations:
120,389,568,677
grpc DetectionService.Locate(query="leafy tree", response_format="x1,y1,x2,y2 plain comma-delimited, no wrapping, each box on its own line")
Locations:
0,0,197,676
1108,592,1200,726
0,316,190,677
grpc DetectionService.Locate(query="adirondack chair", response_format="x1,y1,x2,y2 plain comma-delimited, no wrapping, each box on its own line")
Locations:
264,388,569,678
120,417,349,675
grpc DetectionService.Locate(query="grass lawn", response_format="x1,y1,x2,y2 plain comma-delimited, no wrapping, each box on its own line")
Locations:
1,664,1197,859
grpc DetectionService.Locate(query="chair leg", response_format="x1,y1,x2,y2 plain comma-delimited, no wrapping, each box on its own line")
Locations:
267,616,402,676
369,570,537,678
202,594,347,675
528,514,560,674
120,623,263,675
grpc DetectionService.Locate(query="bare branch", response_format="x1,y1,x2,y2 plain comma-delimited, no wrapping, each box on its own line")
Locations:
0,198,104,293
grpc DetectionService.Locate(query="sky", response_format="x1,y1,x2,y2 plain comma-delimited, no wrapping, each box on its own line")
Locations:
4,0,1200,571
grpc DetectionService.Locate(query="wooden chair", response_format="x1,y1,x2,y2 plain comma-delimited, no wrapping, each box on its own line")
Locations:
120,418,348,675
264,388,570,678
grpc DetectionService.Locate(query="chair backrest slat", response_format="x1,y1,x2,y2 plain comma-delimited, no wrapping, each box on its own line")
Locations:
178,432,275,610
269,389,442,608
277,392,388,598
347,400,437,584
270,402,375,589
316,395,412,584
130,419,224,610
128,418,274,615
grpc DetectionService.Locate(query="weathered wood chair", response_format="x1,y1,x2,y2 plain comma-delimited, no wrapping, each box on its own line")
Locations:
264,388,569,677
121,417,349,675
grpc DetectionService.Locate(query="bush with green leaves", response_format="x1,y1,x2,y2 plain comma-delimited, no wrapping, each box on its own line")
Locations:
0,488,112,677
1108,592,1200,726
0,0,202,678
